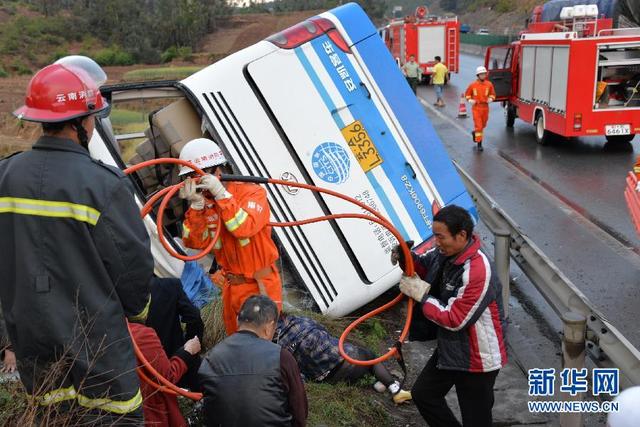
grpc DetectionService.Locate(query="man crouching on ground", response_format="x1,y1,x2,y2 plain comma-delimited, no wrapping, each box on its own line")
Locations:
392,205,507,427
198,295,308,426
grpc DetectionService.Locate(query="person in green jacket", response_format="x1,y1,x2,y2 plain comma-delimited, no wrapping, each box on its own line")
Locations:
403,54,422,94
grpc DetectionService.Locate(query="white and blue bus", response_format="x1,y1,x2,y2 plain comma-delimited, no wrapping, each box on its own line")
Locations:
92,2,476,317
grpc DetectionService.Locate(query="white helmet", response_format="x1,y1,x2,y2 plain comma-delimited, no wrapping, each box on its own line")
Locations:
178,138,227,176
608,386,640,427
476,66,488,75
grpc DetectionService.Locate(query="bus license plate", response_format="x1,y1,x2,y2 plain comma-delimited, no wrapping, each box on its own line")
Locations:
342,120,383,173
605,124,631,136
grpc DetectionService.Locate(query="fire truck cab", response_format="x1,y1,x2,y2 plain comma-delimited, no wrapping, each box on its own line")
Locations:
381,6,459,84
486,4,640,145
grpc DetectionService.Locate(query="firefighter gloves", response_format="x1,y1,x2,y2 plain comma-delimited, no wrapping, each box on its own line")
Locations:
180,178,206,210
198,174,229,200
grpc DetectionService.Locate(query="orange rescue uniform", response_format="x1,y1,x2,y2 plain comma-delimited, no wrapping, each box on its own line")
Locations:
465,79,496,144
182,181,282,335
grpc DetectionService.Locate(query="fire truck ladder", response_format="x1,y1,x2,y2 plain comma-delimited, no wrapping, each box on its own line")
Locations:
447,27,457,73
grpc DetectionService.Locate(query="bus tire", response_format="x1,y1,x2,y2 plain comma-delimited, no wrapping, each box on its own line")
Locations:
605,134,635,144
535,112,551,145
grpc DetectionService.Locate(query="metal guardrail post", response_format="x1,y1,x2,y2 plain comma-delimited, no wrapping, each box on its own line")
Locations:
559,312,587,427
494,229,511,319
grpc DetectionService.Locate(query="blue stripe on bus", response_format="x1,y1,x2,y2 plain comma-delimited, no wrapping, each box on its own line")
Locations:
294,47,410,240
348,32,471,212
324,3,377,46
309,35,435,239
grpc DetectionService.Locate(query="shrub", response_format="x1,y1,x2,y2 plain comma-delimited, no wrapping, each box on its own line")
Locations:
161,46,194,63
95,46,135,66
177,46,194,62
10,60,31,76
496,0,514,13
0,67,8,78
161,46,179,63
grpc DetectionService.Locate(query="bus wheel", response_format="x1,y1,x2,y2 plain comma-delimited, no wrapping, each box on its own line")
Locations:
535,112,551,145
505,104,516,128
605,134,635,144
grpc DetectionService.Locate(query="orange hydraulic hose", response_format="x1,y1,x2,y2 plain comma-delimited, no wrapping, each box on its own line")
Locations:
123,158,416,399
127,321,203,400
124,159,221,262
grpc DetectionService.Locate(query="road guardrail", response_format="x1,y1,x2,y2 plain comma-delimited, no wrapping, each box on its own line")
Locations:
455,161,640,387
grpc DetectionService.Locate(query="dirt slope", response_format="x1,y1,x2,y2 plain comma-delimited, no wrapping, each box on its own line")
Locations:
0,10,322,153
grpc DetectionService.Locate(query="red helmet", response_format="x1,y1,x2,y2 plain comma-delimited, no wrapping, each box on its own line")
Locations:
13,63,108,123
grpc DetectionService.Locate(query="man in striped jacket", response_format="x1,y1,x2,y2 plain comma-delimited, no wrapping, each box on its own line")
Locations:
392,205,507,427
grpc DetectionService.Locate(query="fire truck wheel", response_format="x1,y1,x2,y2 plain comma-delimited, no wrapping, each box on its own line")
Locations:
535,112,551,145
505,104,516,128
605,134,635,144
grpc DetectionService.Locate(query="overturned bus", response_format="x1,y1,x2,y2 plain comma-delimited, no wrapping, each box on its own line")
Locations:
89,3,476,317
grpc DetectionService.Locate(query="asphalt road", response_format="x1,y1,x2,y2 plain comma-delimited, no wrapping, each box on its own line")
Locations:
418,53,640,350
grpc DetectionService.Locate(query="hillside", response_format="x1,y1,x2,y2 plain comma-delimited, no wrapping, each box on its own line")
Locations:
390,0,541,34
0,9,323,154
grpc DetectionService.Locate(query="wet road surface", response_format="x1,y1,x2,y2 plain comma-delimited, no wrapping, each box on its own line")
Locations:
418,53,640,349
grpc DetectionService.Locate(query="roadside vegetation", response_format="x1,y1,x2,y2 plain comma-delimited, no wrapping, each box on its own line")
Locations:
0,0,231,75
0,298,399,426
122,66,204,82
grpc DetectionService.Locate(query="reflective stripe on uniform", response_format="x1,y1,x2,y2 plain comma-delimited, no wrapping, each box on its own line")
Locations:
183,224,191,239
38,387,142,414
129,295,151,322
238,238,250,247
77,389,143,414
38,385,77,406
224,208,248,232
472,88,477,96
214,239,222,250
0,197,100,226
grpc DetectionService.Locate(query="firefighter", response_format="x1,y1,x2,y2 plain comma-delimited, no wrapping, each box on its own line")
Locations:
465,66,496,151
178,138,283,335
0,58,153,422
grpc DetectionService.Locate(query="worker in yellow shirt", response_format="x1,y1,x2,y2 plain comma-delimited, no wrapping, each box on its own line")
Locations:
432,56,449,107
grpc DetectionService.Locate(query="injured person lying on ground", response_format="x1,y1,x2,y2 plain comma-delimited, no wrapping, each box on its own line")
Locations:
274,312,412,404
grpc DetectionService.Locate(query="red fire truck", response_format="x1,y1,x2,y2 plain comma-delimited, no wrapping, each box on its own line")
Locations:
380,6,459,83
485,5,640,144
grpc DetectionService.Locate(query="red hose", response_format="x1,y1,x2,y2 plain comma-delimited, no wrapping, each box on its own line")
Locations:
123,158,416,399
127,321,203,401
124,159,221,262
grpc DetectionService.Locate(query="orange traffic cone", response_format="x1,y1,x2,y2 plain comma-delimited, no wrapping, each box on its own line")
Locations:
458,93,468,118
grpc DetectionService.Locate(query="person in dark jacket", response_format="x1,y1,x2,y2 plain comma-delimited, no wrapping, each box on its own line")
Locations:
129,321,201,427
392,205,507,427
199,295,308,427
0,58,152,422
275,313,412,404
146,277,204,390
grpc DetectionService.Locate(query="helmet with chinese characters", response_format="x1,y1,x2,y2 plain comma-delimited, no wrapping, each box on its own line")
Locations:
13,63,107,123
178,138,228,176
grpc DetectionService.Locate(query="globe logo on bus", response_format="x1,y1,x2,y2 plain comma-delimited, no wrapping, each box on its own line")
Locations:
312,142,351,184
